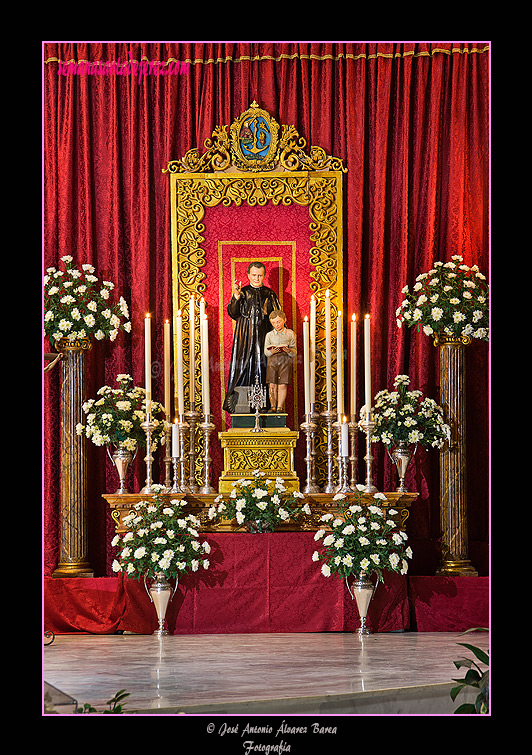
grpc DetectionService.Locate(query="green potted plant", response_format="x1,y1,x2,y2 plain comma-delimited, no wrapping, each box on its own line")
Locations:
451,628,489,714
208,470,311,532
313,486,413,633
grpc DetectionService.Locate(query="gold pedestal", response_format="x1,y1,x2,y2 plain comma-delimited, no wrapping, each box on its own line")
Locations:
218,427,300,494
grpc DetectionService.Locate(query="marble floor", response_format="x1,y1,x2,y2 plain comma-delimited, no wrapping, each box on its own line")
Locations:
43,631,489,716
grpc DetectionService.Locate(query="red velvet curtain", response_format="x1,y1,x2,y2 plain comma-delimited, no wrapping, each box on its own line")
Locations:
43,42,490,577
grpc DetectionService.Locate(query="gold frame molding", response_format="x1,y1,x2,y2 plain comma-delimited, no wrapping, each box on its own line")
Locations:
163,103,346,442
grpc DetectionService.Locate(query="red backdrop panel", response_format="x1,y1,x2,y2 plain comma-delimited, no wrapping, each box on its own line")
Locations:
201,202,314,482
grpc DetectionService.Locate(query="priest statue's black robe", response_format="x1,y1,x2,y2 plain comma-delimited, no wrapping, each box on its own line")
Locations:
222,283,281,413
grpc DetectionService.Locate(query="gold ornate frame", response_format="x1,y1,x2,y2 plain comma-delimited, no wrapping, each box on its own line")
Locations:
163,102,346,427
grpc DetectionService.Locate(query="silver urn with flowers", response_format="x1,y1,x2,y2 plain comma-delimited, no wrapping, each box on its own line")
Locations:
313,485,413,634
77,373,167,494
371,375,450,493
111,486,212,635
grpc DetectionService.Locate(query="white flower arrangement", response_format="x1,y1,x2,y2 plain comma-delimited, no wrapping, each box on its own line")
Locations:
313,486,413,583
111,486,211,581
396,255,488,341
44,255,131,343
76,373,166,451
207,470,311,532
372,374,451,449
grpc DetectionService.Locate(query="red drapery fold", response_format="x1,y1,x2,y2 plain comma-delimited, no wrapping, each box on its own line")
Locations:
43,42,489,577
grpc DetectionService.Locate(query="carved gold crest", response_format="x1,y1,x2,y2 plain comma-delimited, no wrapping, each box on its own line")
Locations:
229,101,280,171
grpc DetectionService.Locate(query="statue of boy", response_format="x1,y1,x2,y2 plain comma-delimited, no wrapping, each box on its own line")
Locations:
264,310,297,413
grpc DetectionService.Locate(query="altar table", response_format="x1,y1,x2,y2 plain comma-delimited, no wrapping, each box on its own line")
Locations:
44,532,410,634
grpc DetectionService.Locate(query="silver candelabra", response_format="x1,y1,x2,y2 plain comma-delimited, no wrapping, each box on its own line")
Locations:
248,376,266,433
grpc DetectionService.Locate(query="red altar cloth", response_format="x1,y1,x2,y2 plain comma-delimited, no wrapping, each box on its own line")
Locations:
408,576,490,632
43,533,410,634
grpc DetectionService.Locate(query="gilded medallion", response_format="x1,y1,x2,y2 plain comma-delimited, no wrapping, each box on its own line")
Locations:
230,101,280,171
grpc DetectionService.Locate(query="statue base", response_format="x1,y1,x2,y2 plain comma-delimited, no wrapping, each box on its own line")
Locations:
231,412,287,429
218,424,299,494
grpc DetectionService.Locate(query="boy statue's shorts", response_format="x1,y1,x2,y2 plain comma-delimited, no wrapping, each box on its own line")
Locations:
266,352,291,384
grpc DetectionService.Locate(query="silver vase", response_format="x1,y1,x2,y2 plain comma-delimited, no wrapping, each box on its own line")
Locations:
388,442,416,493
248,520,274,533
143,572,178,636
345,573,377,635
107,444,136,494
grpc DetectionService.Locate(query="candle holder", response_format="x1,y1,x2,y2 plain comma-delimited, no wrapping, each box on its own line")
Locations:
198,413,216,494
358,412,378,493
169,455,181,494
163,418,173,491
349,414,358,489
337,455,352,494
335,422,353,494
309,403,322,492
140,416,156,494
321,401,337,494
170,415,190,493
300,416,321,494
248,376,266,433
185,408,201,494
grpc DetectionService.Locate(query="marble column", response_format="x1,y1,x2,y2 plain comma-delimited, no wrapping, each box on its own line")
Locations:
436,335,477,576
52,339,94,578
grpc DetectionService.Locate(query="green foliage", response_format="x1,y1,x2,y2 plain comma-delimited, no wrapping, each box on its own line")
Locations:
451,628,489,714
75,689,130,714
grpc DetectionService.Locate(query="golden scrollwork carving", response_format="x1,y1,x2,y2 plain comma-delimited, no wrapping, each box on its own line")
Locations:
228,448,290,471
165,104,345,488
433,333,472,347
278,124,347,173
166,125,232,174
163,102,346,176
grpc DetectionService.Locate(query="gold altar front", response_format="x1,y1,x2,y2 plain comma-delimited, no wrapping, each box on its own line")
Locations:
218,427,300,494
103,492,417,534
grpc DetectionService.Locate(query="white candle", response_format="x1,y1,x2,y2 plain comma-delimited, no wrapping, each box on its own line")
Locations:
164,319,171,418
336,310,343,419
201,313,210,417
303,316,310,418
310,294,316,406
144,313,152,417
364,314,371,419
325,289,332,403
189,294,195,410
341,416,349,457
199,298,206,412
171,418,179,458
175,310,185,417
350,314,357,418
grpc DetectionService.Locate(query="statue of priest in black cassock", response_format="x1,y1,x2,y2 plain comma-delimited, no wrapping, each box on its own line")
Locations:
222,261,281,413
